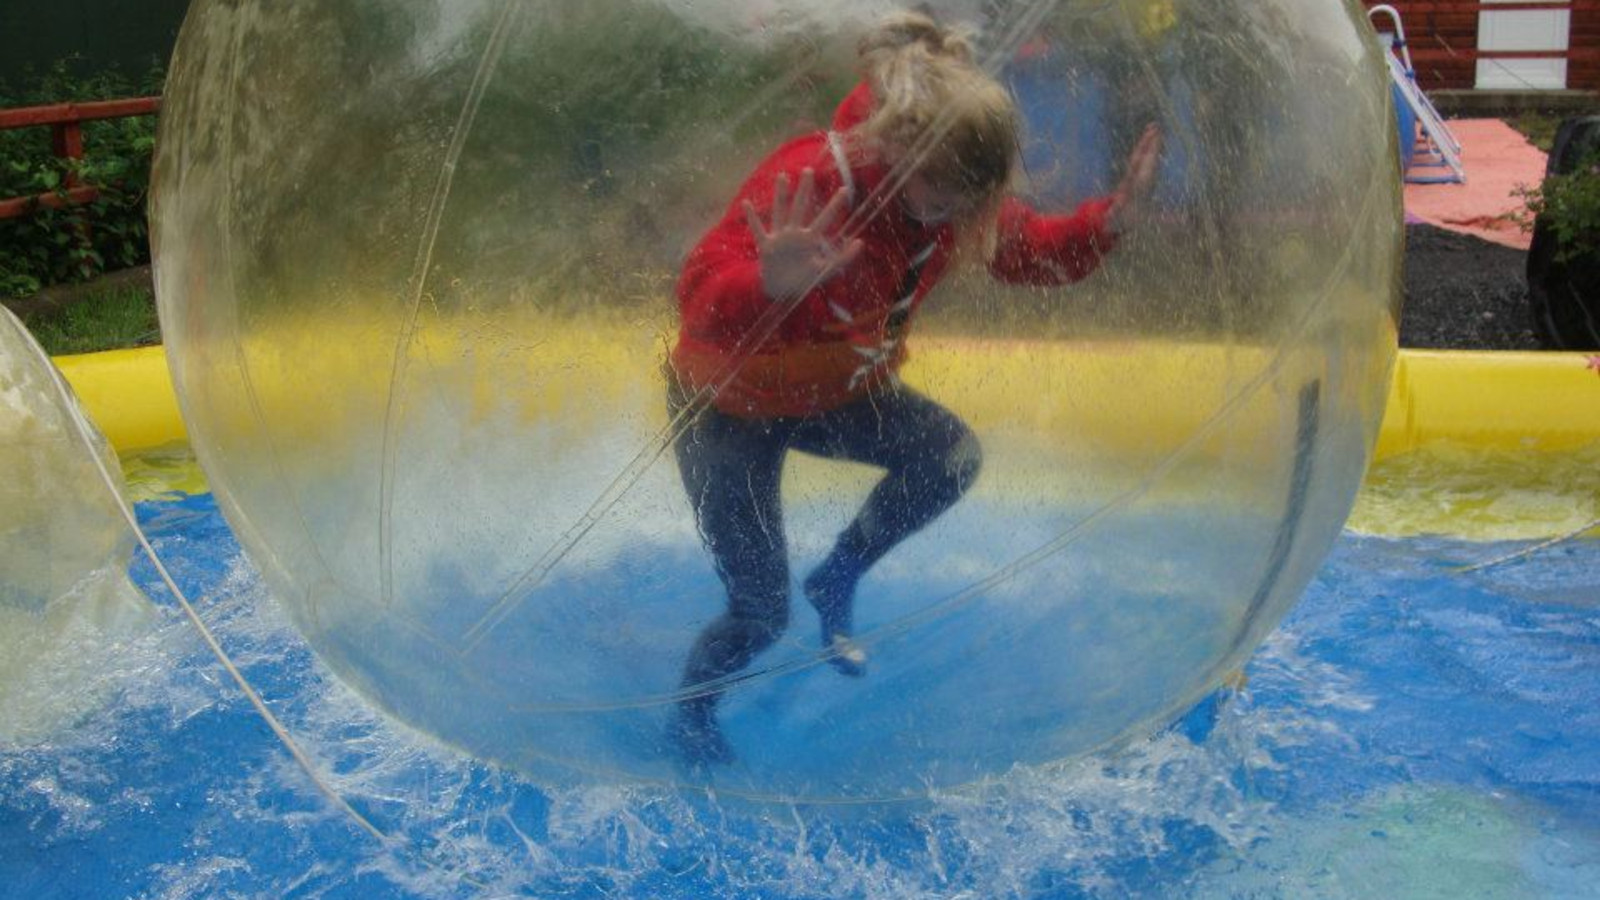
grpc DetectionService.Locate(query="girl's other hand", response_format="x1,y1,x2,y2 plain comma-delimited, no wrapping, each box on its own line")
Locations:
1107,124,1163,232
743,168,865,301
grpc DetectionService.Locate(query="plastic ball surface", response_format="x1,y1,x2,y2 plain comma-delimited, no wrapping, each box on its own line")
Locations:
0,309,154,745
152,0,1401,800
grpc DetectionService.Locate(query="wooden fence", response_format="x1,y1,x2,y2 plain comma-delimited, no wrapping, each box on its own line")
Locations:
1364,1,1600,91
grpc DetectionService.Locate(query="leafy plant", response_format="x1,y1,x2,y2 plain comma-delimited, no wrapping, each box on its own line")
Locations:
1518,151,1600,263
0,57,164,298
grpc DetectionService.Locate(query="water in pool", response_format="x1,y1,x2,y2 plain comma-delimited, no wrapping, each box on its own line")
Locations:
2,448,1598,899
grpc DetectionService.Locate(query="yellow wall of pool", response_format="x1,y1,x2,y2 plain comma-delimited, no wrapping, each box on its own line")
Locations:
54,343,1600,459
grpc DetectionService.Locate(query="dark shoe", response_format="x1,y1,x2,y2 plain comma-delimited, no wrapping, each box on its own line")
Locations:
666,707,735,770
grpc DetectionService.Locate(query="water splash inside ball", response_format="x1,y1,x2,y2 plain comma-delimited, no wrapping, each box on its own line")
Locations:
151,0,1400,800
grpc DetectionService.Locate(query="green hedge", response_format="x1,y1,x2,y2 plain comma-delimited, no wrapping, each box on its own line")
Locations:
1,59,164,299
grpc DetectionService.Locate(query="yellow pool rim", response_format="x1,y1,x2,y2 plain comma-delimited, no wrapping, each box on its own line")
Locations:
54,345,189,453
51,344,1600,459
1375,349,1600,456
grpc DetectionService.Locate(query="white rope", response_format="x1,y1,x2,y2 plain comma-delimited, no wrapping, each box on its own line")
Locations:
4,305,390,842
1456,516,1600,574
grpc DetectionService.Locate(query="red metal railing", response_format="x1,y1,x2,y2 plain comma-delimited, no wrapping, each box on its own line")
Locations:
0,96,161,219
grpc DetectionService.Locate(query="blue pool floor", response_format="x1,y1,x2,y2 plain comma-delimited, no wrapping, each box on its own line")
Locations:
2,489,1598,899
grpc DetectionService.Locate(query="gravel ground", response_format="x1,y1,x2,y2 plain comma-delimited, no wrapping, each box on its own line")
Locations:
1400,223,1541,351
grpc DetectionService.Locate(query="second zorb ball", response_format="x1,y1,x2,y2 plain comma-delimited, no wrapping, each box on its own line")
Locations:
0,308,155,745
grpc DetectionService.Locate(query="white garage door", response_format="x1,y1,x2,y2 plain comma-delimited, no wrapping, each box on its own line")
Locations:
1477,0,1572,89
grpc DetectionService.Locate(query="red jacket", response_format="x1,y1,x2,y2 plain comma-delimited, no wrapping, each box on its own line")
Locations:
672,83,1118,418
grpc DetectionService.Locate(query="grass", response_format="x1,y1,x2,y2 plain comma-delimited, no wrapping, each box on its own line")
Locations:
1508,111,1562,152
27,285,160,356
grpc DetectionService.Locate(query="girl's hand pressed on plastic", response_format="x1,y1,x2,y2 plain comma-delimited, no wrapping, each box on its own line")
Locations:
1108,124,1163,232
744,168,865,301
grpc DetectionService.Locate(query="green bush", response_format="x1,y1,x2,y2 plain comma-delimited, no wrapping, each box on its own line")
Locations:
0,58,164,298
1520,151,1600,263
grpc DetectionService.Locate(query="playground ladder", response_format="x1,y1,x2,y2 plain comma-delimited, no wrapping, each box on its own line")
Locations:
1369,4,1466,184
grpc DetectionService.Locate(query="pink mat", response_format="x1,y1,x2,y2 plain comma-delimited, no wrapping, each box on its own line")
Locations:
1403,118,1548,251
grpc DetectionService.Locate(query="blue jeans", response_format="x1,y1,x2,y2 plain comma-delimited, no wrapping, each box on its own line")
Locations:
669,376,983,714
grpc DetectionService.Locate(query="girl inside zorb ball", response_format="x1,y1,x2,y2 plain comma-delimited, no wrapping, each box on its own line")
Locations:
152,0,1400,800
664,11,1161,768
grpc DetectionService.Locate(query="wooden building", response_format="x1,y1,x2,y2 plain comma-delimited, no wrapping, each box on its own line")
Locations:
1362,1,1600,91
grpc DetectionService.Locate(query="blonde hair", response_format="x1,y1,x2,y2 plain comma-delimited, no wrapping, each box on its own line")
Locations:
853,13,1020,203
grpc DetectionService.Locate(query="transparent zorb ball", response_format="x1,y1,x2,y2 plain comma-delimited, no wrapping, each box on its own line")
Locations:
151,0,1400,800
0,308,155,745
